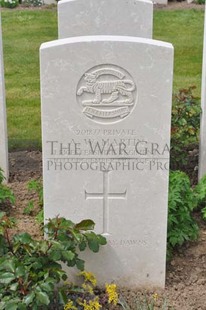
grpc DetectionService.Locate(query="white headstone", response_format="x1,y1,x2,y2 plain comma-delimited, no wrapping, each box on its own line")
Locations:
199,4,206,180
41,35,173,288
0,13,8,182
58,0,153,39
153,0,168,5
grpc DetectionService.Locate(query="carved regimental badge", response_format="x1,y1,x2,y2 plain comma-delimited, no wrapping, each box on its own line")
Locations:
76,64,137,124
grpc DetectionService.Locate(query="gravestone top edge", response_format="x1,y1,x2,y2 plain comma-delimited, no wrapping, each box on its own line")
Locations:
40,35,173,51
58,0,153,6
58,0,153,39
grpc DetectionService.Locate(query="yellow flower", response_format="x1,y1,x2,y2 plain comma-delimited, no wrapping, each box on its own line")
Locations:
152,293,159,302
82,282,94,294
105,283,118,305
64,300,77,310
79,297,102,310
80,271,97,287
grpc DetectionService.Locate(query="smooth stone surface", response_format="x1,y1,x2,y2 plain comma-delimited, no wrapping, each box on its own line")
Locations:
41,35,173,288
199,3,206,180
0,12,8,182
58,0,153,39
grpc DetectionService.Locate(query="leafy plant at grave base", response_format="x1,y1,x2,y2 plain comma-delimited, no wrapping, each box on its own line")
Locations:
0,214,106,309
193,174,206,220
21,0,44,7
63,271,119,310
23,201,34,215
0,168,15,208
167,171,199,258
25,179,44,226
170,86,201,171
195,0,205,4
0,0,18,8
35,208,44,226
28,179,43,207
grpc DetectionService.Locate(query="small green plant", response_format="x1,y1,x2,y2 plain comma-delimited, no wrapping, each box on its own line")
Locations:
0,214,106,309
168,171,199,258
0,0,18,8
28,179,43,207
168,171,206,257
27,179,44,226
170,87,201,170
23,201,34,215
195,0,205,4
35,209,44,226
193,174,206,220
22,0,44,6
0,168,15,208
202,207,206,220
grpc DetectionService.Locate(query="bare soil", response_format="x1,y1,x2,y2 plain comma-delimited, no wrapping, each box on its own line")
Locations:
8,151,43,239
4,151,206,309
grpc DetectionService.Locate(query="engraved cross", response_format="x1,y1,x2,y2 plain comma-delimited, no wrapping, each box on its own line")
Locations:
85,171,127,235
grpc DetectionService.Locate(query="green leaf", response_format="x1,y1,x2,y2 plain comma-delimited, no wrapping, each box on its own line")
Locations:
62,273,67,281
9,282,19,291
13,243,20,254
5,261,15,273
88,239,99,252
58,289,68,305
15,266,25,277
36,291,50,305
202,207,206,220
0,260,15,272
5,303,18,310
97,235,107,245
30,260,43,270
13,233,32,245
0,272,15,284
75,219,95,231
79,240,87,251
49,250,62,261
70,230,82,242
66,259,76,267
39,241,49,254
76,258,85,271
40,282,54,293
16,304,26,310
62,250,75,262
86,233,100,252
23,292,35,305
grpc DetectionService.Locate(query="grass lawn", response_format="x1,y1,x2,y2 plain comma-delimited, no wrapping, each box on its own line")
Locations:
154,9,204,95
1,7,204,150
2,8,57,149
